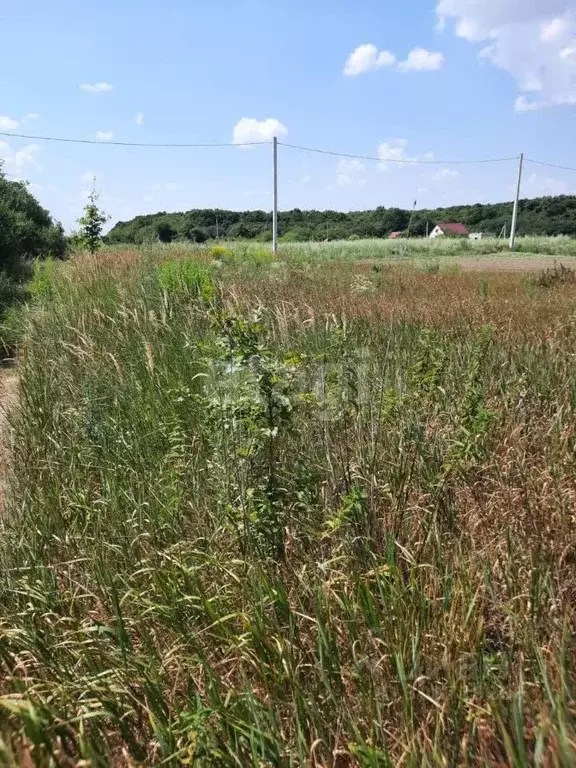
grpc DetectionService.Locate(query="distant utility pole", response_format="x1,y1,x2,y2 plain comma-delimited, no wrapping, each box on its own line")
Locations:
509,152,524,251
272,136,278,254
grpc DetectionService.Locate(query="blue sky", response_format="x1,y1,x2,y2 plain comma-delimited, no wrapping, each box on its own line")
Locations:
1,0,575,230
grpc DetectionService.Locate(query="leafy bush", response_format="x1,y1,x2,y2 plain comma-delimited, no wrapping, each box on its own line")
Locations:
211,245,233,260
156,222,177,243
157,257,216,302
28,258,58,299
0,165,66,278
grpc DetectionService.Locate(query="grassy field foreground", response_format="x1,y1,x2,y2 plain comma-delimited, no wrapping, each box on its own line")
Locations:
1,248,576,765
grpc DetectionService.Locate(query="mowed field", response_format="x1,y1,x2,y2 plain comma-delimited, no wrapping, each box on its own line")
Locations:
1,241,576,765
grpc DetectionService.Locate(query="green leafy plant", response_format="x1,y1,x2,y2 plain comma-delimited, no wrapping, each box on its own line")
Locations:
77,178,109,254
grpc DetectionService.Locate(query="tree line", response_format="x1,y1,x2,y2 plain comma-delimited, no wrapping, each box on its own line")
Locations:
107,195,576,244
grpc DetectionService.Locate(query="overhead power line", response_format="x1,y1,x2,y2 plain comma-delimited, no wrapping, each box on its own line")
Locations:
525,157,576,173
3,129,576,172
278,141,519,165
0,131,268,148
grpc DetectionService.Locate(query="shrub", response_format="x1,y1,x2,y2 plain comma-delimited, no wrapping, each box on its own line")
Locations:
157,257,216,302
187,227,208,244
211,245,233,260
0,166,66,278
28,258,58,300
156,222,177,243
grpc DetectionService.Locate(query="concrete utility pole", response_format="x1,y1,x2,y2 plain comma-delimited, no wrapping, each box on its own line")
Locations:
272,136,278,255
509,152,524,251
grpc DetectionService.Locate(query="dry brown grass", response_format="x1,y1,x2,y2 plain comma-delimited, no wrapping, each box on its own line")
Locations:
1,248,576,765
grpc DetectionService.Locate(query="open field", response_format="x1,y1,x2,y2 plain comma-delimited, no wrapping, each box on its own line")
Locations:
271,235,576,263
116,235,576,271
1,246,576,764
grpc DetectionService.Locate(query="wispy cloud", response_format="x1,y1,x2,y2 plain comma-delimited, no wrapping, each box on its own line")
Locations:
336,157,367,186
136,112,144,126
437,1,576,111
95,130,114,142
0,115,19,131
80,82,114,93
432,167,459,181
0,141,41,178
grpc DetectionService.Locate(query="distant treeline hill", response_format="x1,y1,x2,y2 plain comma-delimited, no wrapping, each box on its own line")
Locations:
107,195,576,244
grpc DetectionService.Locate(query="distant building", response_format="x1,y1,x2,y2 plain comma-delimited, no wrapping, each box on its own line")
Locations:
389,231,403,239
468,232,495,241
429,222,470,239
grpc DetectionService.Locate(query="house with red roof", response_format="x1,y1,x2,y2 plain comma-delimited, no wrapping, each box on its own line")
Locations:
429,222,470,239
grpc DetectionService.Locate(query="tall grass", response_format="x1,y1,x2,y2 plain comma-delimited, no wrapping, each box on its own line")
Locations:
0,250,575,765
119,235,576,263
274,235,576,262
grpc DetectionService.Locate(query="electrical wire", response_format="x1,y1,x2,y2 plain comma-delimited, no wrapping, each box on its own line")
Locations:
525,157,576,173
0,131,269,148
3,130,576,172
278,141,519,165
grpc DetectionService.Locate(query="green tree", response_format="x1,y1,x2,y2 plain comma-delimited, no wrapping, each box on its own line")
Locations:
156,222,177,243
77,180,108,254
0,161,66,278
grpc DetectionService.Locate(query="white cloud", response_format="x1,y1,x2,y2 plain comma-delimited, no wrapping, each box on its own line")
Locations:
398,48,444,71
541,17,570,42
143,194,154,202
336,157,367,186
81,171,97,184
432,167,459,181
524,172,571,196
343,43,396,76
437,1,576,109
136,112,144,126
377,138,418,166
300,174,312,184
377,50,396,68
338,158,366,174
80,82,114,93
560,45,576,60
95,130,114,142
25,113,39,121
377,139,435,172
514,94,539,111
0,141,41,178
28,182,56,194
0,115,19,131
232,117,287,146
